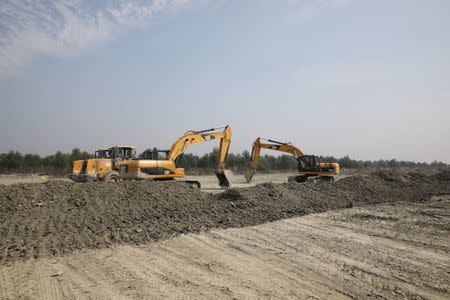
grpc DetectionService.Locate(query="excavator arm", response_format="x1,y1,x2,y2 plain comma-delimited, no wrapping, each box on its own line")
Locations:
245,137,303,183
167,125,232,188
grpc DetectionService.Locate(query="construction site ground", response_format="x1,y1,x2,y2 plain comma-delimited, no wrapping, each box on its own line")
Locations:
0,171,449,299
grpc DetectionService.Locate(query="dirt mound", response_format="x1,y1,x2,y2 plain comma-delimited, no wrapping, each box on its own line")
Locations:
1,172,449,263
433,170,450,181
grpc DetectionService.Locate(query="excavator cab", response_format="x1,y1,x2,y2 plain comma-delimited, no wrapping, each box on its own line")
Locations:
95,149,110,159
139,148,170,160
298,155,321,172
293,155,338,182
106,146,136,178
108,146,136,159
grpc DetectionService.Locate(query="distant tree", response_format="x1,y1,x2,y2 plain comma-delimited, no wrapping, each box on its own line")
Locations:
242,150,250,161
0,149,449,174
53,151,69,169
1,151,24,169
70,148,82,161
42,154,55,168
388,159,397,168
279,155,295,170
209,148,219,168
23,153,41,169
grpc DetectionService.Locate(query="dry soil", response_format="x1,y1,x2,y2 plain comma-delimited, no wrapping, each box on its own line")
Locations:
0,196,449,299
1,171,449,264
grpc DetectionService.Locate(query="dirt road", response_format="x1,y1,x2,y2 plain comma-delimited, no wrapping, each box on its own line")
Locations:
1,196,449,299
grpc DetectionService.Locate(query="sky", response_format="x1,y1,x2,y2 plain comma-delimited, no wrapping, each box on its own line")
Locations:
1,0,449,163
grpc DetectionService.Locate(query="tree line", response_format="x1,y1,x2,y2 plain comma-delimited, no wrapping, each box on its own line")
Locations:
177,148,448,173
0,149,90,174
0,148,447,174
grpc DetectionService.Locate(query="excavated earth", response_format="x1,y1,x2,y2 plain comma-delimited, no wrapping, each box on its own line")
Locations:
0,171,449,264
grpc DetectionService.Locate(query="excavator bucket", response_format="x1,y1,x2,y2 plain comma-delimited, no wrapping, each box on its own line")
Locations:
244,169,255,183
215,170,232,189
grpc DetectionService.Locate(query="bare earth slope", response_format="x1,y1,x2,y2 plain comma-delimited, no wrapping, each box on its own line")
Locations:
1,171,449,263
1,196,449,299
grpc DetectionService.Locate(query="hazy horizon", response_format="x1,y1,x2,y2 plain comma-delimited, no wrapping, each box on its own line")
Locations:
1,0,449,163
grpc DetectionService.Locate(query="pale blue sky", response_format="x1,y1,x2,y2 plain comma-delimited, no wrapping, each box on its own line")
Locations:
1,0,449,162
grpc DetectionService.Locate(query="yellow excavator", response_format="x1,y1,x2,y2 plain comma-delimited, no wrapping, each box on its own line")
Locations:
244,137,340,183
69,126,232,188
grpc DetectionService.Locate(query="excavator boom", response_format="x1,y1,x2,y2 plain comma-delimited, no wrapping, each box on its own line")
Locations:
245,137,303,182
167,125,232,188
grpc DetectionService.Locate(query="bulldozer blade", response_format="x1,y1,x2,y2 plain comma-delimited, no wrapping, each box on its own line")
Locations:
215,169,232,189
244,169,255,183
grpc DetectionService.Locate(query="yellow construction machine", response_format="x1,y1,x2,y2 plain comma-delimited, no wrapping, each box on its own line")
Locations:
71,148,110,176
69,126,232,188
244,137,339,183
94,148,110,159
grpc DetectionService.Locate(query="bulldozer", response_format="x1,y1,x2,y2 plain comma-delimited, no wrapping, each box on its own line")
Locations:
69,126,232,188
244,137,339,183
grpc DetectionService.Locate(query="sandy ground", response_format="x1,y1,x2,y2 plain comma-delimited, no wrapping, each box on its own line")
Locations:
0,174,50,185
189,170,352,192
186,172,298,192
1,195,448,300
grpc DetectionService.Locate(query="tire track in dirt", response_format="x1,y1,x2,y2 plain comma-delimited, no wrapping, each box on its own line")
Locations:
149,236,284,298
211,229,350,299
110,246,189,298
222,224,378,298
1,198,449,299
291,234,417,298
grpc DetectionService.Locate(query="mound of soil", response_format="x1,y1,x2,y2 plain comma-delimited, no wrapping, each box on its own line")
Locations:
1,172,449,263
433,170,450,181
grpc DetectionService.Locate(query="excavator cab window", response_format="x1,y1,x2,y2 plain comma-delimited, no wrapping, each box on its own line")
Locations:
298,155,321,172
108,147,135,159
156,151,166,160
298,156,309,171
95,150,109,159
108,148,120,159
123,148,136,159
139,149,154,159
139,148,169,160
312,156,321,171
